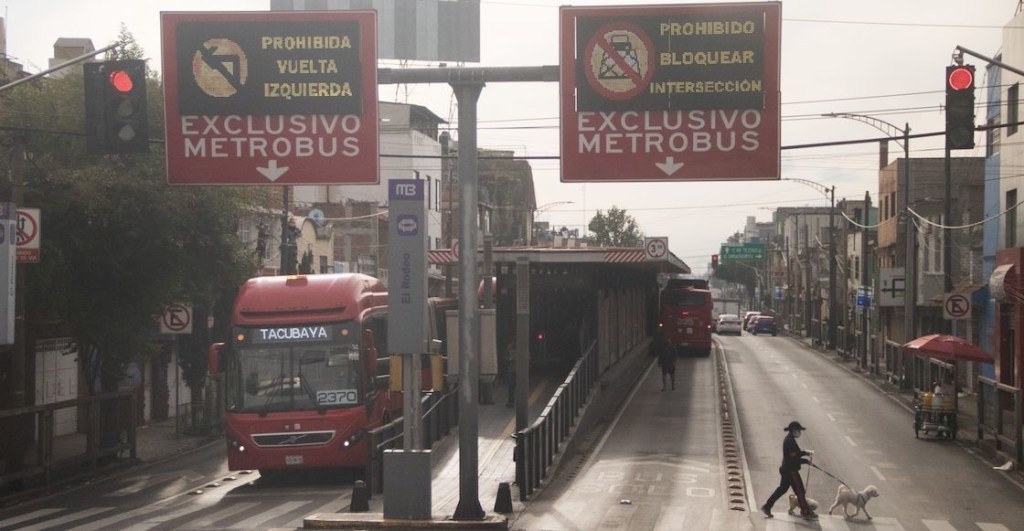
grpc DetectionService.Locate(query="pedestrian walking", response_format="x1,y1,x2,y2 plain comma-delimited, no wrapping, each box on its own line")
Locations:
761,421,817,520
655,334,676,391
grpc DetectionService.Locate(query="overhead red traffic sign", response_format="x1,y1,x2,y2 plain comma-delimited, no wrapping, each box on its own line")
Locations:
560,2,781,182
161,11,379,185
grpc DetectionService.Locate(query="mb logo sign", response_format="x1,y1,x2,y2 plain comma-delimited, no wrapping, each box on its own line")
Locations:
395,183,419,196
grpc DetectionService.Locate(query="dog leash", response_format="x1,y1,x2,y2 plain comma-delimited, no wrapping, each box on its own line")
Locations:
809,463,851,489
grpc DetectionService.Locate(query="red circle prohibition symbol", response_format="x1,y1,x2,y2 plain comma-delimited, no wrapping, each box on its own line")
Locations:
945,294,969,318
163,303,192,332
583,22,655,101
16,211,37,245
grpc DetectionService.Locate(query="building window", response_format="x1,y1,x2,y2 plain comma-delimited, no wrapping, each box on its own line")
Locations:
1008,189,1018,248
986,116,1001,157
1009,83,1019,136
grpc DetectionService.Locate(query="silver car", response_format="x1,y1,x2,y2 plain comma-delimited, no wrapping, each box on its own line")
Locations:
716,314,743,335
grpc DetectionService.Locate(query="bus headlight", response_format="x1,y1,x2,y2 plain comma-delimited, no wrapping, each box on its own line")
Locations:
229,437,246,453
343,429,368,448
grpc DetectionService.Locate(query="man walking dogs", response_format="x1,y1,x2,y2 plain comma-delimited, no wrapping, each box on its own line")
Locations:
762,421,817,520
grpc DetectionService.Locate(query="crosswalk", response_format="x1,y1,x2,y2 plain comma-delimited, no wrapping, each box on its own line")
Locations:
763,514,1013,531
0,503,1018,530
0,496,347,530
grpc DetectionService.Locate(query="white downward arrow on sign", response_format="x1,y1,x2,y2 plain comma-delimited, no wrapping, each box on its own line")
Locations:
257,160,289,182
655,156,684,176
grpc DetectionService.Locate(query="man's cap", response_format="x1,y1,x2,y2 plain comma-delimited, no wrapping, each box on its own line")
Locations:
784,421,807,431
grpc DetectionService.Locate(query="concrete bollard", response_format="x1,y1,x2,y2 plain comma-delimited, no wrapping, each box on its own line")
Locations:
493,481,513,513
351,480,370,512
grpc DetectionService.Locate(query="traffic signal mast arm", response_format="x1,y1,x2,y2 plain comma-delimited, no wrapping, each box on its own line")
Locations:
0,43,120,94
954,45,1024,78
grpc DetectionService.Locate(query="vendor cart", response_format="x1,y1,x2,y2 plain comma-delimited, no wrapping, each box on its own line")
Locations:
903,334,995,441
914,391,957,438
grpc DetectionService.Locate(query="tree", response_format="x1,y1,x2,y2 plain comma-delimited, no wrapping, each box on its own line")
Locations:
0,29,268,393
587,206,643,246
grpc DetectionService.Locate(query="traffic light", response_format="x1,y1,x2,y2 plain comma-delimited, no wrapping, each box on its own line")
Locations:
711,254,719,270
84,59,149,154
945,64,975,150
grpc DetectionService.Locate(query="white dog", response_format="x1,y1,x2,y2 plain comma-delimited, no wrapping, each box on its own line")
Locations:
827,484,879,519
787,494,818,515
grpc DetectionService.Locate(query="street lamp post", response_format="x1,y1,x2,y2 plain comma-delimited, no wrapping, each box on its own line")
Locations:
784,178,836,350
823,113,912,384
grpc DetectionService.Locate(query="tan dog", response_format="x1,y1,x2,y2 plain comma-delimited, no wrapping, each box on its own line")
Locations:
786,494,818,515
827,484,879,519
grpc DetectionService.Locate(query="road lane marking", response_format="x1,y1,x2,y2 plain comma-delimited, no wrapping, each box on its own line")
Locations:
827,414,836,422
242,500,311,529
0,508,64,528
844,435,857,447
870,466,886,481
923,520,957,531
24,507,113,530
812,396,820,403
976,524,1011,531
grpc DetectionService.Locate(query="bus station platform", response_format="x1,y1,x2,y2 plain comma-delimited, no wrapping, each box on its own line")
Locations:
303,338,655,530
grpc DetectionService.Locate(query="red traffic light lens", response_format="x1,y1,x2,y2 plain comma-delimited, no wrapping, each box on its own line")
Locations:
108,69,134,93
948,67,973,91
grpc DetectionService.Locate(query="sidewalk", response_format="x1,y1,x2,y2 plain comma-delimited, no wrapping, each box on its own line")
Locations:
133,415,219,464
792,334,1024,482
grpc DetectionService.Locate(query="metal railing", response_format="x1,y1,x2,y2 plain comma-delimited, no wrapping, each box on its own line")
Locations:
514,340,599,500
365,387,458,495
976,376,1022,468
0,390,137,493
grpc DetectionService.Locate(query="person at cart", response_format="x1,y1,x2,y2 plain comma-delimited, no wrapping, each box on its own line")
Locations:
761,421,817,520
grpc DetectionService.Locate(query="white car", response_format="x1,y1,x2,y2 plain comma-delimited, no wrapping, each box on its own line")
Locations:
716,314,743,335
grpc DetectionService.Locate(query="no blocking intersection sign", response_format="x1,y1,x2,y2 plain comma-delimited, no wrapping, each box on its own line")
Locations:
559,3,781,182
161,11,379,185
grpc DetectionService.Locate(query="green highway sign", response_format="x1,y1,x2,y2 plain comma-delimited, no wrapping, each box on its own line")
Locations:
720,243,764,261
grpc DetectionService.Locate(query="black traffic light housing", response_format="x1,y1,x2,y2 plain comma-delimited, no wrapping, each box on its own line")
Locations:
711,254,719,270
945,64,976,150
84,59,149,154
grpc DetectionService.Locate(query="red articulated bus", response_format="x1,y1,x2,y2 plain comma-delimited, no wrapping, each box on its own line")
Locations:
208,273,442,473
659,284,714,357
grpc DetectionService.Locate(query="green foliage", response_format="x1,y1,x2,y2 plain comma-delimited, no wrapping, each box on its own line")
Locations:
587,206,643,247
0,31,267,393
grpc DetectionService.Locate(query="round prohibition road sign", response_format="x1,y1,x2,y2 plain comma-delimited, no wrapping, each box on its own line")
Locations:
583,22,655,101
192,38,248,98
162,303,193,333
944,293,970,319
16,209,38,246
645,238,667,260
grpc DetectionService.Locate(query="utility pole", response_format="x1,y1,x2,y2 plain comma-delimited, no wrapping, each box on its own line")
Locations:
828,186,836,350
861,191,872,372
378,64,559,521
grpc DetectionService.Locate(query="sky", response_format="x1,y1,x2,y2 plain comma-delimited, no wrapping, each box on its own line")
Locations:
1,0,1018,274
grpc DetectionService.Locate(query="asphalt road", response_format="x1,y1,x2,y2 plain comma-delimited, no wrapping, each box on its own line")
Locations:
3,334,1023,530
727,333,1024,530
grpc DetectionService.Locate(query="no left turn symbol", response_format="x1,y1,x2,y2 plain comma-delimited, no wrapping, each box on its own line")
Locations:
944,293,970,320
584,23,654,100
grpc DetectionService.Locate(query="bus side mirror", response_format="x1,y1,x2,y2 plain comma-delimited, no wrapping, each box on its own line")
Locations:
208,342,225,374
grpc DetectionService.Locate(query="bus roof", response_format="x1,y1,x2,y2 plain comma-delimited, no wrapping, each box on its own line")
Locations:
232,273,387,326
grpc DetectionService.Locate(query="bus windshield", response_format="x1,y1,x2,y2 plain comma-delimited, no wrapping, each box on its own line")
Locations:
662,290,709,307
227,340,364,414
